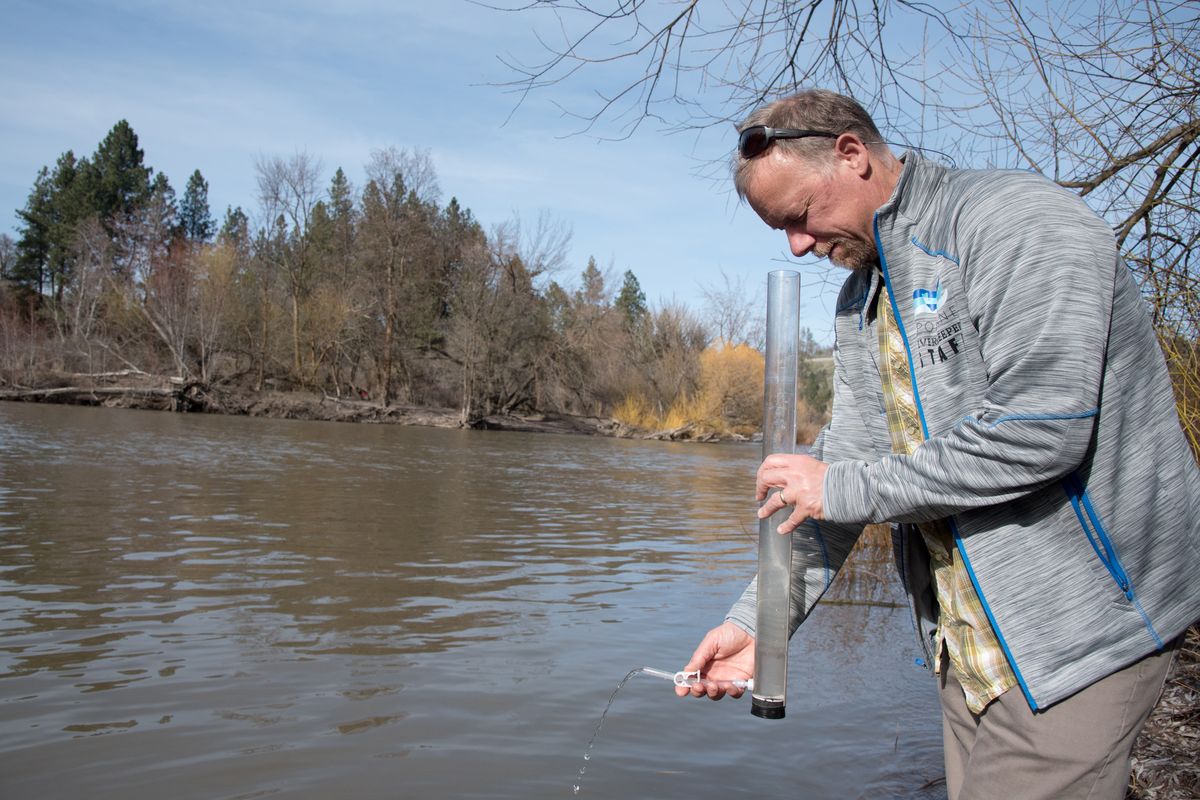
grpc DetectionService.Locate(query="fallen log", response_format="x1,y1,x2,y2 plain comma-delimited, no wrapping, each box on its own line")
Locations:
0,386,175,400
0,384,192,412
65,369,150,380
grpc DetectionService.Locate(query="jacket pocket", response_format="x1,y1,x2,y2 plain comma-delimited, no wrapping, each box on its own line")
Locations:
1062,472,1164,644
1062,472,1132,600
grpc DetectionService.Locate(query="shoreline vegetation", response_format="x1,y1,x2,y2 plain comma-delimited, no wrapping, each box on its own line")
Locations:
1,121,837,448
0,371,748,442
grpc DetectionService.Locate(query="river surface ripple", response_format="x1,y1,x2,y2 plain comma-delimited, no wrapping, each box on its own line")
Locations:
0,402,943,799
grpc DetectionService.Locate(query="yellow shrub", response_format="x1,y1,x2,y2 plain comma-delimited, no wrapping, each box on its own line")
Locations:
1161,335,1200,463
695,341,765,433
613,394,659,430
615,341,766,435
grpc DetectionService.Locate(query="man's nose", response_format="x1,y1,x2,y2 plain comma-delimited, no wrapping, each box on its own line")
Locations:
787,229,815,258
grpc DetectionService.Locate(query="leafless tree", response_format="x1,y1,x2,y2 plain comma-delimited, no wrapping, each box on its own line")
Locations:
700,267,762,348
255,152,323,383
98,186,195,379
490,210,572,285
62,218,111,355
632,300,707,416
954,2,1197,321
193,242,238,383
360,149,444,405
446,242,496,423
486,0,960,140
551,258,631,413
490,0,1200,455
947,0,1199,454
0,234,16,279
444,216,566,422
368,146,441,206
244,226,281,391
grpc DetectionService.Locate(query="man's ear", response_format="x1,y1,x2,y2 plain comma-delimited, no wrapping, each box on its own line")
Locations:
833,132,871,177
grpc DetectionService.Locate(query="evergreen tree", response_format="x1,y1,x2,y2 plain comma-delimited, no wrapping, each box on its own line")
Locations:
179,169,215,243
14,151,90,300
219,205,249,247
544,280,572,333
439,197,484,261
47,150,90,259
12,120,154,300
149,172,178,232
615,269,648,327
578,256,606,306
437,196,485,298
83,120,152,233
306,200,334,262
328,167,354,225
324,168,357,282
13,166,53,296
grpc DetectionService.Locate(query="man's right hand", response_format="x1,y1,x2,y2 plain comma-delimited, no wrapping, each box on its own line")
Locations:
675,621,755,701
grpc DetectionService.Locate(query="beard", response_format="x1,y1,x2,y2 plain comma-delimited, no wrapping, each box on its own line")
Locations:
815,238,879,270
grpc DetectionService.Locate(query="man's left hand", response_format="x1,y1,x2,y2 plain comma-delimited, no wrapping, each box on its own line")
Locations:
756,453,829,534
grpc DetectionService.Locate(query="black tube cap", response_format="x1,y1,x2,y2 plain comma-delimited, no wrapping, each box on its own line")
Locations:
751,699,785,720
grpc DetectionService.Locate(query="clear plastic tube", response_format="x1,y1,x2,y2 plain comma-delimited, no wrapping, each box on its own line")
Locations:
752,270,800,720
641,666,753,690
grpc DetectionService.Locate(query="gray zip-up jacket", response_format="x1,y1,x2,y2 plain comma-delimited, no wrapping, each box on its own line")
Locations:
728,153,1200,710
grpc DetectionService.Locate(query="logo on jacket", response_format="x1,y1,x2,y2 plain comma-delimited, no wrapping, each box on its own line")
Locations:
913,281,944,315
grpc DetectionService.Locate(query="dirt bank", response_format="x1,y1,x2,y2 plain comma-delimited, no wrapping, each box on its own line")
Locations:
0,373,738,442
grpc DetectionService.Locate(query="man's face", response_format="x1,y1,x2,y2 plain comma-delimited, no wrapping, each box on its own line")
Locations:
743,150,879,270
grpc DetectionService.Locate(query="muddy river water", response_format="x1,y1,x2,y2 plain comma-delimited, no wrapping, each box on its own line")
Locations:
0,402,944,799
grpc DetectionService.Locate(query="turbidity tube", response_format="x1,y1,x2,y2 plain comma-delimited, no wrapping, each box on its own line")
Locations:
752,270,800,720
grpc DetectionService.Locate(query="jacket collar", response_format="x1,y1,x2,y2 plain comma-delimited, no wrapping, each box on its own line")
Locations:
875,152,949,226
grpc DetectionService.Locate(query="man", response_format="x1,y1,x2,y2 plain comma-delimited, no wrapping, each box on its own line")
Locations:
676,89,1200,800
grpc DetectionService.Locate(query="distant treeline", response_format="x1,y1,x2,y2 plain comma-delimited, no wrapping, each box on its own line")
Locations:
0,121,832,436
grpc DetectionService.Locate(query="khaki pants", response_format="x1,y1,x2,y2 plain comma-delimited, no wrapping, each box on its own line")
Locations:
939,640,1177,800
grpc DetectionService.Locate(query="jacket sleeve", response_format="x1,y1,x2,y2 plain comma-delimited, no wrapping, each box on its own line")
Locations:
823,176,1117,524
727,339,867,636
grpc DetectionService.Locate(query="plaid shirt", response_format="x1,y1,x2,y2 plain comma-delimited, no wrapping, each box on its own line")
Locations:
877,287,1017,713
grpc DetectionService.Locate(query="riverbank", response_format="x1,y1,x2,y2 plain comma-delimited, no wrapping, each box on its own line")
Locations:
0,372,744,443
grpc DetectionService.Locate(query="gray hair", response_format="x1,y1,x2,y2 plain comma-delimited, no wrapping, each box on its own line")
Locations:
733,89,885,199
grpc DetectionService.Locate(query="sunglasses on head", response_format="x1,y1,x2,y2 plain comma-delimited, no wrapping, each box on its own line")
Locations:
737,126,840,159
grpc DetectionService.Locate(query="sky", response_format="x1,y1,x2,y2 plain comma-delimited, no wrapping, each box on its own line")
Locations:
0,0,852,342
